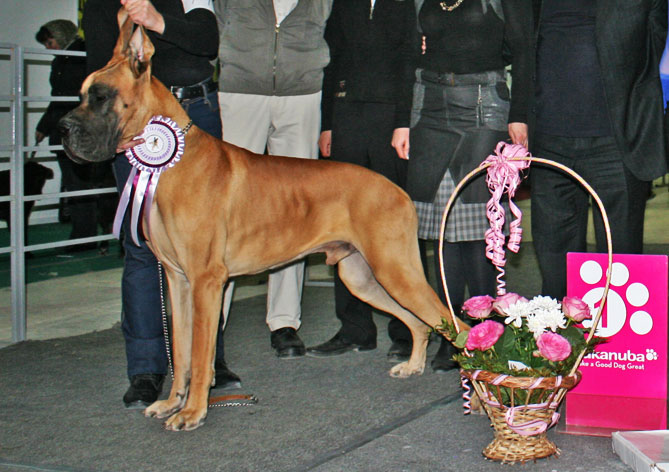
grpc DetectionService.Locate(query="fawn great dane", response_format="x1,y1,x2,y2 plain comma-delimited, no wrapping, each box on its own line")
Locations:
59,10,466,431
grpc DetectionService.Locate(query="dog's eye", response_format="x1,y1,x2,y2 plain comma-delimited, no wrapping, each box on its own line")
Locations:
87,84,118,106
91,93,107,103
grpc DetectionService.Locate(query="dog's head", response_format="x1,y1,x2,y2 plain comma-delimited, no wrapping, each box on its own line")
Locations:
24,162,54,195
59,8,166,164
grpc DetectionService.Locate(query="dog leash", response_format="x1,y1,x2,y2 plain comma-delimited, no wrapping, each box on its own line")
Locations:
208,394,258,408
157,261,257,408
158,261,175,380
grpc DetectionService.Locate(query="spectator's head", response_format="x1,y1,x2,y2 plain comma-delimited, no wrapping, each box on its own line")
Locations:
35,19,78,50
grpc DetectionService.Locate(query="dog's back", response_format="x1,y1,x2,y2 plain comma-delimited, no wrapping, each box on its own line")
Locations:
0,162,54,227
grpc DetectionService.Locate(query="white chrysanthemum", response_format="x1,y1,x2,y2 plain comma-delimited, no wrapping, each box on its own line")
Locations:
519,295,566,333
534,307,567,332
525,314,546,339
527,295,562,313
504,301,528,328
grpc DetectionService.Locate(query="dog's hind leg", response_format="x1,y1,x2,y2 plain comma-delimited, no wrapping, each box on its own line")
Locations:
145,265,192,420
337,252,431,378
163,271,225,431
362,233,470,336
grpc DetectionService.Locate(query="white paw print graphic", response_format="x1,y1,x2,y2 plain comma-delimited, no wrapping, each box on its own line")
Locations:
646,349,658,361
579,261,653,337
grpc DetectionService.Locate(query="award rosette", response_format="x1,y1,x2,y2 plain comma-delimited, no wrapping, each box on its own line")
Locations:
113,115,186,245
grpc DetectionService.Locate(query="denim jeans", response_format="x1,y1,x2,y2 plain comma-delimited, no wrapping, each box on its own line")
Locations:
114,89,222,378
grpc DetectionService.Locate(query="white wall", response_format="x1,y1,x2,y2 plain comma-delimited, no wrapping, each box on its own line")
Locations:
0,0,79,224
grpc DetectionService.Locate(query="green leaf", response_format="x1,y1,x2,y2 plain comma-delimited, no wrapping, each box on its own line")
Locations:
454,330,468,349
561,326,585,348
498,326,516,353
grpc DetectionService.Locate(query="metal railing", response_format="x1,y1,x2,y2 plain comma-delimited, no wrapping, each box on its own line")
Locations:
1,43,116,343
1,43,333,344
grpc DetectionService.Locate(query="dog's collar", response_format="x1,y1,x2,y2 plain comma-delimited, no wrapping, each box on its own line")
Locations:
182,120,193,136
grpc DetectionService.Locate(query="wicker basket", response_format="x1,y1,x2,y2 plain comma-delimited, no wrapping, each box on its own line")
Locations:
438,142,613,463
460,369,581,462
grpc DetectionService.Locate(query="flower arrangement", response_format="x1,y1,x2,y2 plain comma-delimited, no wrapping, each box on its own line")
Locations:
441,293,603,378
432,142,613,462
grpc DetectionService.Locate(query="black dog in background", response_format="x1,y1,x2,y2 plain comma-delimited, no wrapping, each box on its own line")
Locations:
0,161,54,243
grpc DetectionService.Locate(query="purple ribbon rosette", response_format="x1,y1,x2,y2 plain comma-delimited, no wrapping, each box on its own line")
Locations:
113,115,185,246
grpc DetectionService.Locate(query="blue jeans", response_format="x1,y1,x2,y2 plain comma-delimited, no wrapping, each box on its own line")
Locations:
114,89,222,378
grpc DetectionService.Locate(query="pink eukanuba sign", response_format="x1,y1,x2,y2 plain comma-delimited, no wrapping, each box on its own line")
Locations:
565,252,668,433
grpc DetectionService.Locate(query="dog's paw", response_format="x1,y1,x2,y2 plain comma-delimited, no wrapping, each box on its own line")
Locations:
163,408,207,431
389,361,425,378
144,399,183,419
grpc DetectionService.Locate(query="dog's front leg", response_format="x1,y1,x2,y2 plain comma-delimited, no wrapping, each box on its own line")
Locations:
163,273,224,431
145,266,192,419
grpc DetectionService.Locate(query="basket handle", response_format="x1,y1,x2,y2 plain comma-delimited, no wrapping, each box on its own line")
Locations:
438,143,612,376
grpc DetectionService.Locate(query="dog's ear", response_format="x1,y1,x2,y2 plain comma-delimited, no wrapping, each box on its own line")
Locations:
112,7,135,61
127,26,155,78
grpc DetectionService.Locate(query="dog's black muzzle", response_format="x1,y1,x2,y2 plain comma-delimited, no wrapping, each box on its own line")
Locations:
59,107,121,164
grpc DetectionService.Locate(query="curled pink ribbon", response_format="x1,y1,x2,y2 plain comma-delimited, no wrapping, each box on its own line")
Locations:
461,375,472,414
483,142,531,295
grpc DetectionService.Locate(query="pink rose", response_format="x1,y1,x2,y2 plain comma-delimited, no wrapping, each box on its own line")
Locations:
492,292,528,314
536,332,572,361
462,295,495,319
562,296,592,323
465,320,505,351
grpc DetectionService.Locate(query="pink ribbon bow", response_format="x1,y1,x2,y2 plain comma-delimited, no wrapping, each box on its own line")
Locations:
470,372,561,436
483,142,531,295
504,402,561,436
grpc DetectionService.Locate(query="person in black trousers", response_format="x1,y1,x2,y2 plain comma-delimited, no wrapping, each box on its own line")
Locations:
305,0,419,363
529,0,667,300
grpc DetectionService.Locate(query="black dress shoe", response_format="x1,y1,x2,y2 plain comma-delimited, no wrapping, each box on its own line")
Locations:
306,332,376,357
270,327,306,359
212,361,242,391
387,339,412,362
431,338,458,373
123,373,165,409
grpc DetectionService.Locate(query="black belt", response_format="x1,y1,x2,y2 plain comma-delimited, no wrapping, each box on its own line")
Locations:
169,77,217,101
419,69,505,86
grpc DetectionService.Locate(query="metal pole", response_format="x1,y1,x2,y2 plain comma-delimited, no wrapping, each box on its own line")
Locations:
10,44,27,343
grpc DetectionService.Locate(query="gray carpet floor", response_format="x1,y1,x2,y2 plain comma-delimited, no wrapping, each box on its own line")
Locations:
2,243,665,471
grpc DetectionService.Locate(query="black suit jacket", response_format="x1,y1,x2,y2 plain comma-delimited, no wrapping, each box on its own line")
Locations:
530,0,668,181
320,0,417,131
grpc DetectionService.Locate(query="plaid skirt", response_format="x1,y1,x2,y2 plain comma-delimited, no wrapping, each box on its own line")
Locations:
415,169,491,241
409,68,511,242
